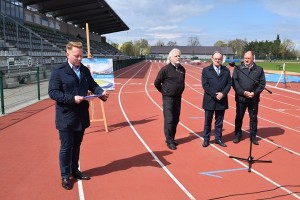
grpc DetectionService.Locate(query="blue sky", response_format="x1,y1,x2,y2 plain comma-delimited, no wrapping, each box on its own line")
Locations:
104,0,300,50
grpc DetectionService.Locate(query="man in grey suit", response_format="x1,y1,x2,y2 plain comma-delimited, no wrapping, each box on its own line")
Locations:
201,51,231,147
48,41,109,190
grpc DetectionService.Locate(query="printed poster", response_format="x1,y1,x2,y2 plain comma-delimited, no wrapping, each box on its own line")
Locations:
82,58,115,90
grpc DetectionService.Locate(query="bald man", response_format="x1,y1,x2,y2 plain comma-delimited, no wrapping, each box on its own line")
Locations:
232,51,266,145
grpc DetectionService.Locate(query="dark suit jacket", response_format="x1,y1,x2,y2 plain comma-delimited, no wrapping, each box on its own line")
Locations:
202,64,231,110
48,61,104,131
232,62,265,103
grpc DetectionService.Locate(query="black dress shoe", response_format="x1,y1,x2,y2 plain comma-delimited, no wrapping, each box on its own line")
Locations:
62,178,72,190
72,170,91,180
251,138,259,145
202,141,209,147
165,140,178,146
167,143,177,150
215,140,227,147
233,136,241,143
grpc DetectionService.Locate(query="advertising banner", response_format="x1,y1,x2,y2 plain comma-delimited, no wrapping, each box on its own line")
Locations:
82,58,114,90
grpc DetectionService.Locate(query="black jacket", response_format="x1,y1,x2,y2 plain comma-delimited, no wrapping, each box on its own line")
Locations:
48,62,104,130
232,62,266,103
154,63,185,98
202,64,231,110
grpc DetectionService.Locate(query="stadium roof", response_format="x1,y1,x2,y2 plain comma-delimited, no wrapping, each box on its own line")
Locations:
150,46,235,55
19,0,129,35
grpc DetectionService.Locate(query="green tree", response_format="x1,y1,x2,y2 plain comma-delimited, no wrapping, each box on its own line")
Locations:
272,34,281,59
134,38,150,56
228,39,247,58
214,40,227,47
111,42,119,50
120,41,134,56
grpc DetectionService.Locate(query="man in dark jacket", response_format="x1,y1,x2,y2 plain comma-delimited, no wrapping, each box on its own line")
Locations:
232,51,266,145
202,51,231,147
48,41,109,190
154,48,185,150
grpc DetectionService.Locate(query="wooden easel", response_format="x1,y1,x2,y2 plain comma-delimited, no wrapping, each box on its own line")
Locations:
86,23,108,132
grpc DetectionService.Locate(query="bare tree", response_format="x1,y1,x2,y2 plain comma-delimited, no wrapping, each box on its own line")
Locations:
155,40,165,46
280,38,295,59
167,41,177,46
187,36,200,46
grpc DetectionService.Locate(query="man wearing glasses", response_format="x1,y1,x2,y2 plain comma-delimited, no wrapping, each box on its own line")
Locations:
201,51,231,147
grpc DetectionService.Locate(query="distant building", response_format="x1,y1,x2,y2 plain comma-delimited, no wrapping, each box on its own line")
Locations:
149,46,234,60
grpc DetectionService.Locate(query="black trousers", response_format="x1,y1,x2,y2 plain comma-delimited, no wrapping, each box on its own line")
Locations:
235,101,259,139
59,129,84,179
163,96,181,144
203,110,225,142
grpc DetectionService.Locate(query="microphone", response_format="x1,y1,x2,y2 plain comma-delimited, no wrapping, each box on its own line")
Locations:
228,61,236,67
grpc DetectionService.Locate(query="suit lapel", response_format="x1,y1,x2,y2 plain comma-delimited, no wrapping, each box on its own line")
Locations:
64,62,80,80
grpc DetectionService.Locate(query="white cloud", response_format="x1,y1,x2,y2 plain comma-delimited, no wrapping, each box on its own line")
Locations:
108,0,214,27
104,0,300,50
148,26,177,31
263,0,300,18
146,33,182,40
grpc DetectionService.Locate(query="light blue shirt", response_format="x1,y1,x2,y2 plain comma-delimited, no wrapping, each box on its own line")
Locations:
68,61,80,78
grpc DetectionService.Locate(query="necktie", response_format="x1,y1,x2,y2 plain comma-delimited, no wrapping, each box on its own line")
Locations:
217,67,220,75
73,66,80,78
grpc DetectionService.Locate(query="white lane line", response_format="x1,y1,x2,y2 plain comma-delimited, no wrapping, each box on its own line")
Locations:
184,81,300,157
119,62,196,200
145,66,300,199
76,62,152,200
267,85,300,95
185,72,300,133
77,164,85,200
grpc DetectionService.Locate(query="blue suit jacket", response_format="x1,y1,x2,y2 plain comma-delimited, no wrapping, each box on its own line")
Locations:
48,61,104,130
202,64,231,110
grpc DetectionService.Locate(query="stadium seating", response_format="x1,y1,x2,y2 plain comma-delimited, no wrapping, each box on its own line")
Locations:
0,13,127,88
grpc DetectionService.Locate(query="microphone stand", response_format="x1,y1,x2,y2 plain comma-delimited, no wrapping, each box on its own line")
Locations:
228,62,272,172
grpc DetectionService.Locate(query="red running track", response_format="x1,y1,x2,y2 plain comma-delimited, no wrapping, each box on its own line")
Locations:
0,60,299,200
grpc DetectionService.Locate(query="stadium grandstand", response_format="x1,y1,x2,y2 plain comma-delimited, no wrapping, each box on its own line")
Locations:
0,0,139,90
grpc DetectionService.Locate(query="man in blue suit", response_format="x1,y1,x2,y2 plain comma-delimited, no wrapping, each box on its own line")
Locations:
201,51,231,147
48,41,109,190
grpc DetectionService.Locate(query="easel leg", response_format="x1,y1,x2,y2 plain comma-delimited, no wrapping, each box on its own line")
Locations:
89,99,109,132
100,101,108,132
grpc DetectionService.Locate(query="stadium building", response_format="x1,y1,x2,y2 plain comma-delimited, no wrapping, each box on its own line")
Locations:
149,46,234,60
0,0,132,88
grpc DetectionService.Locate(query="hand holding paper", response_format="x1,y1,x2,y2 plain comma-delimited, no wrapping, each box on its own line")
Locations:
99,91,109,102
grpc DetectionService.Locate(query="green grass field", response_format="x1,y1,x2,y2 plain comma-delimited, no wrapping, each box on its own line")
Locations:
225,61,300,73
258,61,300,73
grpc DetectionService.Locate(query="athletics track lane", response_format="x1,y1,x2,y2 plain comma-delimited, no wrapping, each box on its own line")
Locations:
0,60,299,199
